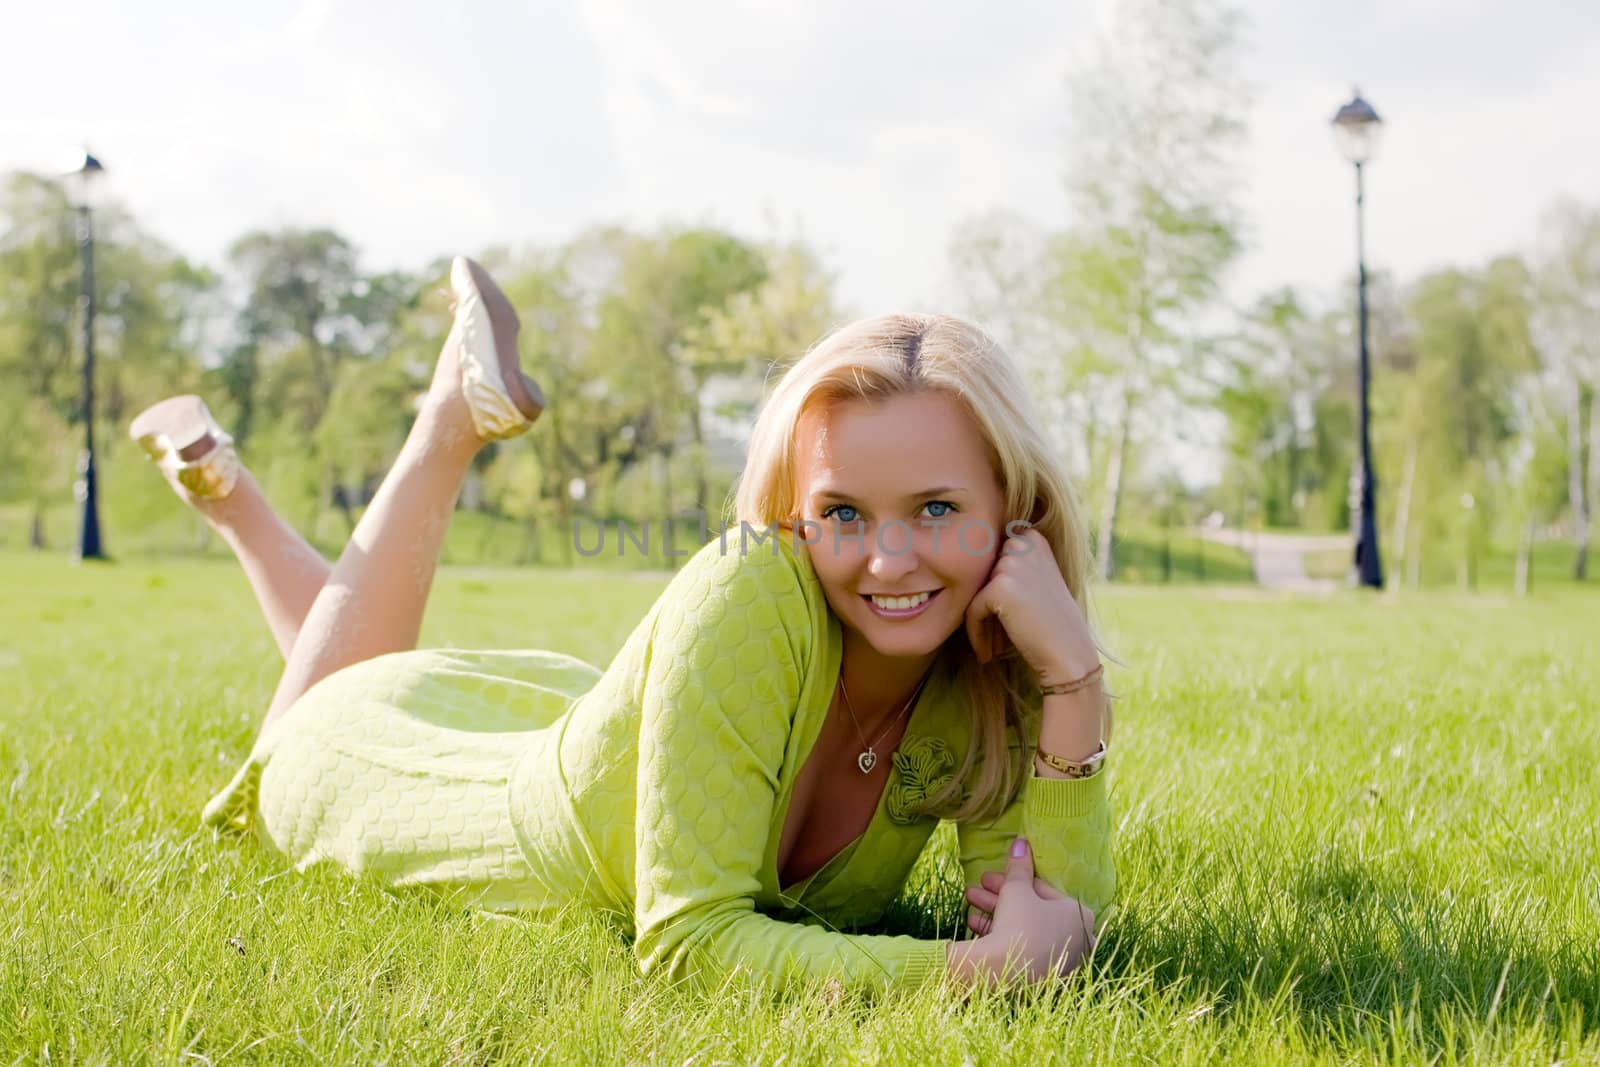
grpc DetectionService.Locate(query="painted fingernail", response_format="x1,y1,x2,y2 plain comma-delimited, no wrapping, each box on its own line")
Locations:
1011,837,1028,858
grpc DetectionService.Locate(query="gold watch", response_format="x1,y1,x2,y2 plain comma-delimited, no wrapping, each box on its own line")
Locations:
1035,740,1107,779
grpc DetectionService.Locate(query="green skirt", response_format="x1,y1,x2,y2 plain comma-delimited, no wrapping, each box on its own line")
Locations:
202,647,604,913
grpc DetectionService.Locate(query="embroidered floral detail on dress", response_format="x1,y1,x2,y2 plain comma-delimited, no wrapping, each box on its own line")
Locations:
887,735,961,824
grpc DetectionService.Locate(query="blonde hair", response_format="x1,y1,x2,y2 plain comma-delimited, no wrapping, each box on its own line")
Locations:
730,312,1108,822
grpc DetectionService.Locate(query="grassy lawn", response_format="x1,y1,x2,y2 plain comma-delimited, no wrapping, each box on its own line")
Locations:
2,551,1596,1063
1303,540,1590,591
1110,528,1256,585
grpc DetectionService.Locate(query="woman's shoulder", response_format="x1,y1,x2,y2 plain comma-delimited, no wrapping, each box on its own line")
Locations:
668,524,818,605
646,525,825,642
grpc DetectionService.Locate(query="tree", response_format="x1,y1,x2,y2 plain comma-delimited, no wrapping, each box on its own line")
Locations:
680,239,839,520
1359,265,1531,592
494,246,601,561
946,209,1057,362
1531,199,1600,580
946,210,1097,478
589,227,768,525
1478,255,1561,593
227,228,363,430
1049,0,1249,578
1216,290,1326,528
0,171,211,548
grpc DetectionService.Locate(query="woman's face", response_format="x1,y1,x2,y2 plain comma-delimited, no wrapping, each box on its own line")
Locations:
792,390,1008,661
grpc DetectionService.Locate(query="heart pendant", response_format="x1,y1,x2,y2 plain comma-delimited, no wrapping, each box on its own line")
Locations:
857,750,877,774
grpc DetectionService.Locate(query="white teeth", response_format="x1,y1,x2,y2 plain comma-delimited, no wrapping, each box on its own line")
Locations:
870,591,933,611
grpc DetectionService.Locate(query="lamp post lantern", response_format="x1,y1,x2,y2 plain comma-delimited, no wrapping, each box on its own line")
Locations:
1332,91,1384,589
65,150,108,562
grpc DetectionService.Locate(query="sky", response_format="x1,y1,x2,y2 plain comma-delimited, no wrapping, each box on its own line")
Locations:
4,0,1598,329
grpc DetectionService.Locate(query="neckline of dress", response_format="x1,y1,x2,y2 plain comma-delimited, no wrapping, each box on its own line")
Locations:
772,590,947,895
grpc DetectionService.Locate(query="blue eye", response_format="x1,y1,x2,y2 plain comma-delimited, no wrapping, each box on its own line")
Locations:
821,504,859,523
923,501,956,519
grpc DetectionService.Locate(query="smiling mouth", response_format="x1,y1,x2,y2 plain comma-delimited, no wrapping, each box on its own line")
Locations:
862,589,942,611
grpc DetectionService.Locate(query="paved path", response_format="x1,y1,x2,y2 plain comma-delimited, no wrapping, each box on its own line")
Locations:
1198,529,1350,593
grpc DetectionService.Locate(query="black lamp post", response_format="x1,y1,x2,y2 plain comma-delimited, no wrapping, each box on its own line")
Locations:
1332,91,1384,590
65,151,107,562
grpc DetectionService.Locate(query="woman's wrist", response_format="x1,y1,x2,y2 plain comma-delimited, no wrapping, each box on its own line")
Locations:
945,938,979,984
1036,687,1104,774
945,937,1016,988
1035,650,1100,690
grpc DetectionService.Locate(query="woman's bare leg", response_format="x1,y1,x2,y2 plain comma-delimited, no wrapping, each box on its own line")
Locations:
131,395,332,660
260,258,543,729
191,471,332,659
260,400,479,727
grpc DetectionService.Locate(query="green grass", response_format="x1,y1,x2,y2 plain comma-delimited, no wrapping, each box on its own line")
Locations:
1108,528,1255,584
1304,546,1352,581
3,551,1597,1064
1304,540,1591,591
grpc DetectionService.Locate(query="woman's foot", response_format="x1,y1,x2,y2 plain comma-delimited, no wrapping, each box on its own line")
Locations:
129,395,241,506
426,256,545,444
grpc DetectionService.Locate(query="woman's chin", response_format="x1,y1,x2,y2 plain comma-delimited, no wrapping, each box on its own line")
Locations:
854,614,959,659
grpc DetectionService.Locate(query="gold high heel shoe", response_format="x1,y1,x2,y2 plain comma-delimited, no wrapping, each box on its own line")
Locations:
449,255,546,441
128,395,241,503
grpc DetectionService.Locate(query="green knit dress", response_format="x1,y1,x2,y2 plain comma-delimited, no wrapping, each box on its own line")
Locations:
202,533,1116,993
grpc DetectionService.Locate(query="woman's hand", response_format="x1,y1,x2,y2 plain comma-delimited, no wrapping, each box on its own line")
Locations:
963,526,1098,685
947,837,1096,986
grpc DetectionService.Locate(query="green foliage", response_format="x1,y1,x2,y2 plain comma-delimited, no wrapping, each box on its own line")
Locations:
950,0,1251,581
5,127,1599,593
0,173,80,420
227,227,379,431
1374,265,1534,589
0,184,849,563
1216,290,1328,529
0,171,215,545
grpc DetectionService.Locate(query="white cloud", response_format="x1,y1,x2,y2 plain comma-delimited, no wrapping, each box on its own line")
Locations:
1,0,1596,323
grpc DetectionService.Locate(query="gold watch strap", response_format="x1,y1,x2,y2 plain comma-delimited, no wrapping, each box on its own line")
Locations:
1035,740,1107,779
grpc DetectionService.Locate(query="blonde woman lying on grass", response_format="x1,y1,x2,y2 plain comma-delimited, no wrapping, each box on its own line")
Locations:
130,256,1115,994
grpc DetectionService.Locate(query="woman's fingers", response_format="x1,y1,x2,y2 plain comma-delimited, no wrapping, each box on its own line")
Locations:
967,908,993,936
978,866,1065,901
963,585,997,663
1005,837,1035,884
965,884,1000,913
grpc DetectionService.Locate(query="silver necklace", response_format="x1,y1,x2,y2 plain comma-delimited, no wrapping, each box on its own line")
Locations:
838,670,931,774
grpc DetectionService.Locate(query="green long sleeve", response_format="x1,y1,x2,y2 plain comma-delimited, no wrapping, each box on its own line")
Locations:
630,540,949,994
956,768,1116,917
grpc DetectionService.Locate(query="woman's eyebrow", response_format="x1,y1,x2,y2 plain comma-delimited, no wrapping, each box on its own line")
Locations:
812,485,968,503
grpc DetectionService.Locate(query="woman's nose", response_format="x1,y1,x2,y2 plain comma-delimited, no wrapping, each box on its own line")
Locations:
866,524,919,581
